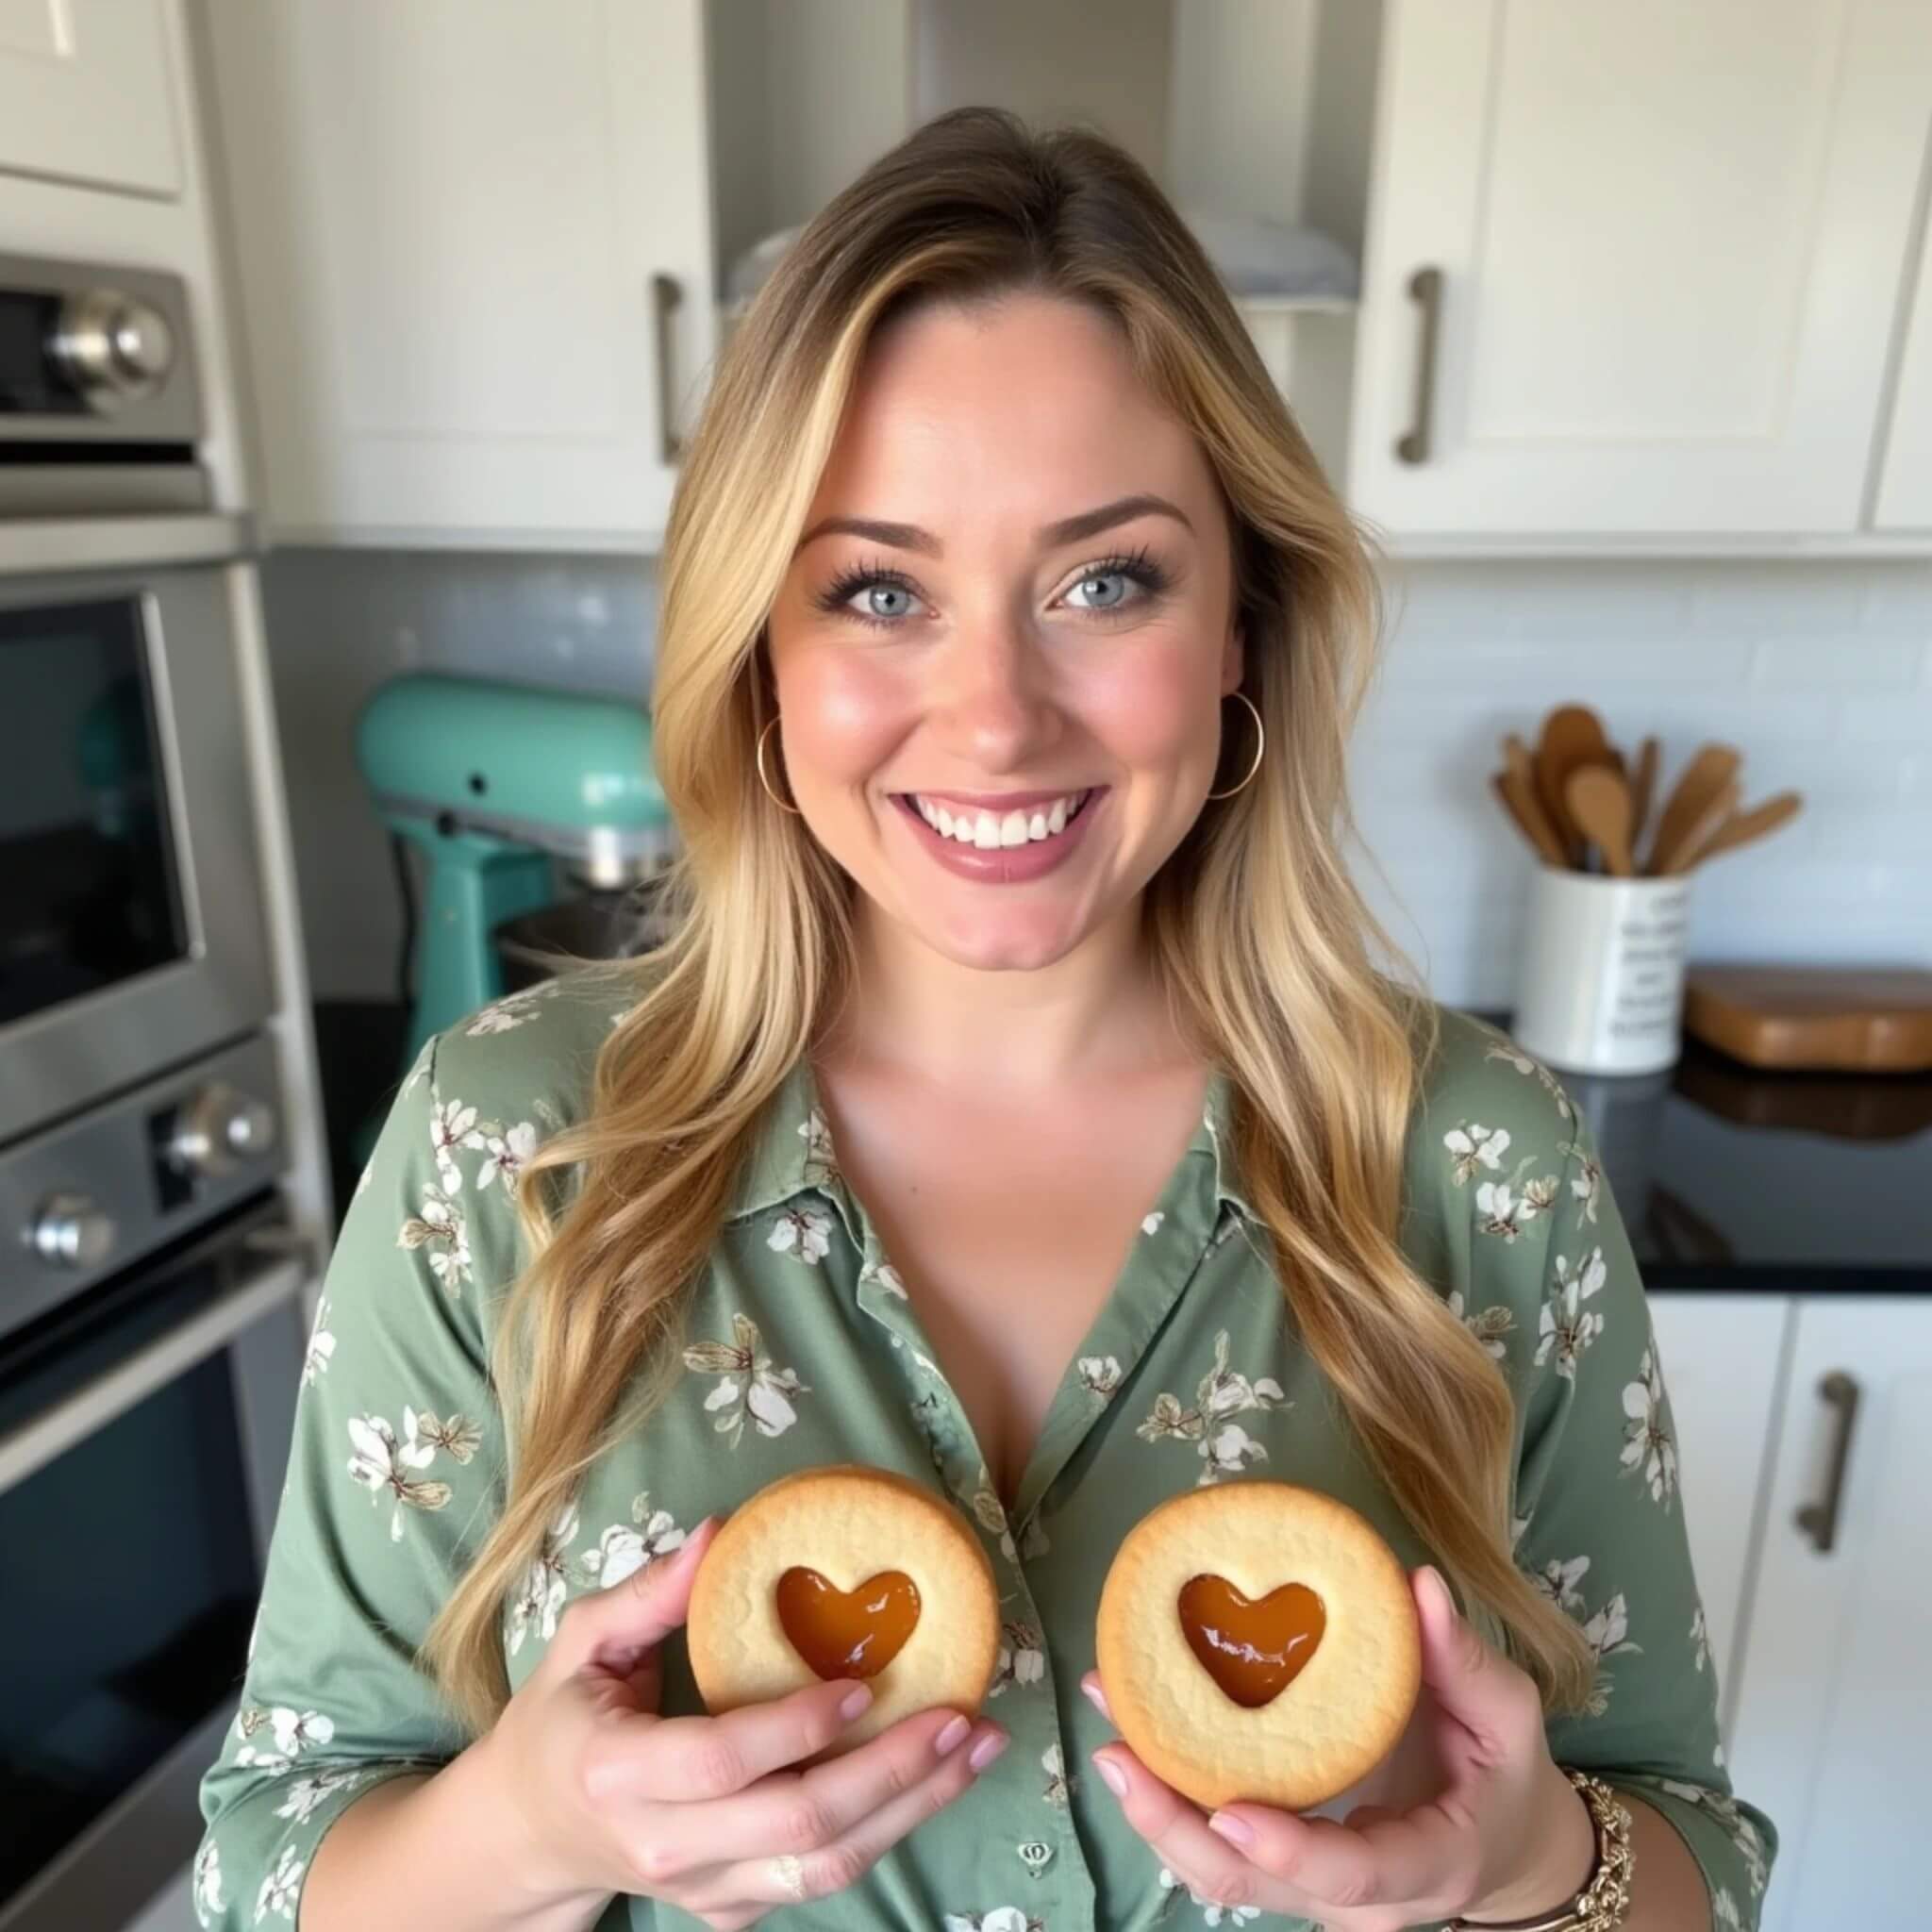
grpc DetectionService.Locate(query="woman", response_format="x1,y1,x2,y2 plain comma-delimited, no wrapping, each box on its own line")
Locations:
196,108,1774,1932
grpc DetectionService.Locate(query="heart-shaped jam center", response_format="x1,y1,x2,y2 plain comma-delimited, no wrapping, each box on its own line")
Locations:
1177,1574,1326,1707
775,1567,922,1680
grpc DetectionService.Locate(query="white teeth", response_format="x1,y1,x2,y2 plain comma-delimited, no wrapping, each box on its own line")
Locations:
912,791,1089,846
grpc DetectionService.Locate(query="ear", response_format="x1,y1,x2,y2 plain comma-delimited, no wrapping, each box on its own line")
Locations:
1221,621,1245,696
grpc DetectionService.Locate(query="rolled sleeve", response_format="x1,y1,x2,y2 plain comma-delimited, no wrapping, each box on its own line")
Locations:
192,1031,505,1927
1510,1092,1777,1928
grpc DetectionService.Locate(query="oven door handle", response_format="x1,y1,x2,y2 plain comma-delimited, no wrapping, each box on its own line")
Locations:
0,1244,312,1498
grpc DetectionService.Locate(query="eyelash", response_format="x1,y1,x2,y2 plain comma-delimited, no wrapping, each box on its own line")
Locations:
812,542,1173,631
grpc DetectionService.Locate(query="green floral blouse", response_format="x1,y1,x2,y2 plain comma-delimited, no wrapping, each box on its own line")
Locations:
194,972,1775,1931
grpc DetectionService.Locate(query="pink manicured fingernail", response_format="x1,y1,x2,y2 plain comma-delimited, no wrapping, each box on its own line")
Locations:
839,1684,874,1723
1092,1752,1128,1797
967,1728,1009,1772
1081,1679,1113,1720
935,1713,971,1755
1208,1811,1255,1847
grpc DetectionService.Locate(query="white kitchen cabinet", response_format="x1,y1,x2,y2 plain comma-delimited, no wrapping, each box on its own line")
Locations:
1874,221,1932,530
0,0,181,195
1643,1293,1790,1735
1347,0,1932,539
1725,1297,1932,1932
202,0,717,547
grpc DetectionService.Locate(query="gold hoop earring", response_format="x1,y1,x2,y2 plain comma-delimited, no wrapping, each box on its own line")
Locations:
1205,690,1265,800
756,715,804,814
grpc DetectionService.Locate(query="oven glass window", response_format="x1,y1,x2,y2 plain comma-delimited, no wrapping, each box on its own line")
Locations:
0,1327,258,1903
0,596,188,1024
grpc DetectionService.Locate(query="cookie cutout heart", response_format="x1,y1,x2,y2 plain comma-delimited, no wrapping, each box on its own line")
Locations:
1177,1574,1326,1707
776,1567,922,1680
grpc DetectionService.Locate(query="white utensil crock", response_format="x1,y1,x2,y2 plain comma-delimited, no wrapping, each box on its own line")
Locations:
1511,865,1691,1075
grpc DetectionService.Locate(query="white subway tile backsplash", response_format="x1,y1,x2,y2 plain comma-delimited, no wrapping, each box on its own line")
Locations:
262,547,1931,1012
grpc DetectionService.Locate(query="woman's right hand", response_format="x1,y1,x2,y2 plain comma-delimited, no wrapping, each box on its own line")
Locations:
475,1516,1009,1930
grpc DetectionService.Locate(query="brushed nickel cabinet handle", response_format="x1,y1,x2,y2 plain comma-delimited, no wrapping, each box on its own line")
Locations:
1795,1370,1861,1555
652,271,684,466
1394,265,1443,465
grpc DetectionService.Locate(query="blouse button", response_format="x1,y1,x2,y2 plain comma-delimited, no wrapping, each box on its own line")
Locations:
1016,1839,1054,1876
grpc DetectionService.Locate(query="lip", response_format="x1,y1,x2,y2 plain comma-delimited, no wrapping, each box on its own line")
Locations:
891,787,1106,884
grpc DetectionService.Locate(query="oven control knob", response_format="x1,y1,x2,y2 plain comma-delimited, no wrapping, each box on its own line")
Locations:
48,288,175,408
168,1083,280,1178
28,1193,118,1271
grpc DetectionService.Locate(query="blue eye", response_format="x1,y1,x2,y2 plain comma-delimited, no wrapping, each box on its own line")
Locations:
813,543,1172,632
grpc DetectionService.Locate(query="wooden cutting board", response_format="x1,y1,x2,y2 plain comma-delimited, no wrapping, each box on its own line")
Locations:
1682,964,1932,1071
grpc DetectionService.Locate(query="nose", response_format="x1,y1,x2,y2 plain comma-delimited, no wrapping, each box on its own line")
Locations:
930,621,1064,772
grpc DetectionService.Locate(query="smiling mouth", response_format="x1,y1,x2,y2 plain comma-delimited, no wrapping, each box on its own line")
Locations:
891,788,1102,848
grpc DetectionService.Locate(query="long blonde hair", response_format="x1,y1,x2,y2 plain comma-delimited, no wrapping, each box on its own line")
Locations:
423,106,1593,1730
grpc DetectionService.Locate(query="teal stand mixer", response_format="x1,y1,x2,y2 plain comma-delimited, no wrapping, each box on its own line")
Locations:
355,671,676,1102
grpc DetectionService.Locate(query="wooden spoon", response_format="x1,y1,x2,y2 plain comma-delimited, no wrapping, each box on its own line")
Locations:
1565,765,1638,877
1645,742,1741,874
1683,790,1804,867
1628,736,1660,855
1491,771,1569,866
1534,706,1614,865
1657,774,1740,874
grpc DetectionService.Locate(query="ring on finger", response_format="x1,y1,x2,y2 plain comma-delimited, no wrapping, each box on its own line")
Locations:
768,1853,809,1901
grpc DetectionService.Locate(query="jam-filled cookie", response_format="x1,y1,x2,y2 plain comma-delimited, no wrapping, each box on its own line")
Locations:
1095,1480,1422,1811
686,1464,1001,1755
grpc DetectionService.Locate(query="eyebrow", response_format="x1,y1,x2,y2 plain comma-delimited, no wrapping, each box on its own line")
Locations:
793,491,1194,558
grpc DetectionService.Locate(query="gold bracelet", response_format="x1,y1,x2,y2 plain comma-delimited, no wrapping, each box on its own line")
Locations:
1444,1769,1636,1932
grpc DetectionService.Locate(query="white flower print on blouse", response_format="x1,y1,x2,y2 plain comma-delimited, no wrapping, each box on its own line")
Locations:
1076,1355,1124,1403
1530,1552,1591,1615
508,1501,580,1655
1579,1589,1642,1716
962,1467,1049,1563
1157,1866,1259,1924
1443,1121,1510,1185
1569,1149,1604,1224
1447,1290,1514,1361
987,1620,1046,1697
1136,1328,1287,1485
274,1766,374,1824
477,1120,537,1192
1483,1039,1574,1120
1475,1170,1558,1242
397,1186,471,1295
797,1106,839,1189
254,1842,304,1923
942,1912,1041,1932
1690,1605,1710,1673
1621,1341,1679,1506
683,1312,810,1443
231,1703,336,1775
1141,1209,1165,1235
192,1838,225,1926
346,1408,455,1541
580,1491,688,1588
464,981,558,1037
302,1297,335,1386
1711,1889,1742,1930
1657,1782,1770,1896
1535,1246,1607,1379
1041,1740,1072,1806
767,1204,834,1266
861,1255,908,1299
428,1098,486,1193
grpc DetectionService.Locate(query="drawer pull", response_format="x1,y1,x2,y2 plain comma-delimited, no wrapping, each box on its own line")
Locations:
1795,1370,1860,1555
652,272,684,466
1394,265,1443,465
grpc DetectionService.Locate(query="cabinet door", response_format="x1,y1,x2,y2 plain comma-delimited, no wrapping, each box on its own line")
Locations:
1349,0,1932,536
206,0,716,546
1727,1298,1932,1932
1643,1293,1790,1735
1873,224,1932,529
0,0,180,195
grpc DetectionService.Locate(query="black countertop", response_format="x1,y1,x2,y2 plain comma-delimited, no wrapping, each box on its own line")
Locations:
1468,1009,1932,1294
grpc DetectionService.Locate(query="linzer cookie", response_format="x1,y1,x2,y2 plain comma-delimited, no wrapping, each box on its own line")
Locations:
1096,1481,1421,1811
686,1464,1000,1756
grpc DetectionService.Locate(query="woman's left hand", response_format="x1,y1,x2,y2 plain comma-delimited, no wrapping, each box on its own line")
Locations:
1084,1565,1598,1932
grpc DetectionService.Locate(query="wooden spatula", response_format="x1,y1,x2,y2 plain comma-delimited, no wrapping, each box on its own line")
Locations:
1657,774,1741,874
1645,742,1741,874
1534,706,1613,865
1628,736,1660,854
1491,770,1569,866
1686,790,1804,866
1565,765,1638,876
